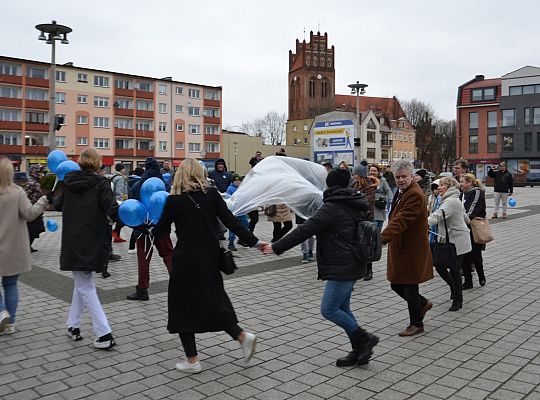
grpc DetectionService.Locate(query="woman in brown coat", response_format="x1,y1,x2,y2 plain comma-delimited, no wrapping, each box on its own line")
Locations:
381,160,433,337
267,204,293,242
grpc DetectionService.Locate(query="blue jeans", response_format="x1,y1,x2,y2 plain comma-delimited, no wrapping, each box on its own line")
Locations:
320,280,358,335
0,275,19,324
228,215,249,241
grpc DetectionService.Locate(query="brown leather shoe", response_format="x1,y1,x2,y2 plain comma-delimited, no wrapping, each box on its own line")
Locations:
421,300,433,318
398,325,424,337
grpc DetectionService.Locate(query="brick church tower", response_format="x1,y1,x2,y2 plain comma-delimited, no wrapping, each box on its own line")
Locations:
288,31,335,120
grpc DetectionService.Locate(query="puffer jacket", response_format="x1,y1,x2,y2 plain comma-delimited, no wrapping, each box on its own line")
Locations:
267,204,293,223
272,187,369,281
208,158,233,193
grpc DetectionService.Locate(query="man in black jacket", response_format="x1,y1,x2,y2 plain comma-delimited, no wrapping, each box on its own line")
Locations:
263,168,379,367
488,162,513,219
208,158,233,193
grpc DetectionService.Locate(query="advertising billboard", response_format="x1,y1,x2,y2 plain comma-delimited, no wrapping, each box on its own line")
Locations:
313,119,355,167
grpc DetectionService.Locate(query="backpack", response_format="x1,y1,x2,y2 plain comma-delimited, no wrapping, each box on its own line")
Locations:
337,205,382,263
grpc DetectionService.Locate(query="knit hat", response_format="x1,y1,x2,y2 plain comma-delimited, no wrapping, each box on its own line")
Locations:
415,169,427,179
115,163,125,172
326,168,351,188
352,161,368,178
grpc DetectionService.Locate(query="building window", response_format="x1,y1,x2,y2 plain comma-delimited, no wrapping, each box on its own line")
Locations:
188,88,200,98
188,142,201,152
115,79,131,89
321,80,327,98
55,136,66,147
469,135,478,154
367,131,376,143
136,100,153,111
293,125,297,132
158,84,167,95
189,124,200,134
159,122,167,132
510,85,540,95
309,79,315,98
137,82,152,92
159,141,167,151
534,108,540,125
93,96,109,108
116,98,133,109
381,149,389,159
367,148,376,159
26,89,47,101
56,92,66,104
175,86,183,95
136,119,152,131
175,105,183,113
94,75,110,87
205,125,220,134
175,141,184,150
206,142,220,153
487,134,497,153
76,137,87,146
0,109,21,121
136,140,153,150
524,132,532,152
27,67,47,79
502,134,513,152
204,90,220,100
303,137,308,144
303,124,308,131
115,117,133,129
367,119,376,129
175,123,184,132
203,108,220,118
0,63,21,76
188,107,200,116
77,115,88,125
93,138,109,148
471,87,495,101
524,108,531,126
469,112,478,129
488,111,497,128
77,94,88,104
115,139,133,149
55,71,66,82
56,114,66,125
26,111,48,124
0,132,21,145
502,109,515,127
538,133,540,152
0,86,20,98
159,103,167,113
77,73,88,83
93,117,110,128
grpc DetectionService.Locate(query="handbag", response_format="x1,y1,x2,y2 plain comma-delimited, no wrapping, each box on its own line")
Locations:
264,205,277,217
470,217,494,244
432,210,458,268
374,195,387,209
186,193,237,275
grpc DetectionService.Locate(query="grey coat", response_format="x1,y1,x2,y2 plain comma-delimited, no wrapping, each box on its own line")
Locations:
374,177,392,222
428,187,472,256
111,172,128,201
0,186,48,276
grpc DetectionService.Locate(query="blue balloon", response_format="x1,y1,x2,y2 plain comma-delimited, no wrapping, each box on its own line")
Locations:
47,150,68,173
56,160,80,181
119,199,147,227
148,191,169,223
140,177,166,208
508,198,516,207
46,219,58,232
162,172,172,183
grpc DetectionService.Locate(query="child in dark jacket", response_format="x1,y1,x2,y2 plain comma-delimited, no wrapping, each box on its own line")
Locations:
226,175,248,251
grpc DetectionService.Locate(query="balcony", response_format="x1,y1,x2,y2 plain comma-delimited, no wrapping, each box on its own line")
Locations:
115,148,134,157
0,74,23,85
25,99,49,110
203,116,220,125
205,152,220,159
24,145,48,155
114,87,134,97
204,133,220,142
135,89,153,99
26,77,49,88
0,98,22,107
114,108,134,117
26,122,49,132
135,109,153,119
135,149,154,157
0,121,22,130
115,127,134,137
203,98,220,107
381,139,393,147
135,129,154,138
0,144,22,153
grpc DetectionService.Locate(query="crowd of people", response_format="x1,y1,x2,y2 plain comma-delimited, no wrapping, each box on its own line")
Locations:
0,149,510,374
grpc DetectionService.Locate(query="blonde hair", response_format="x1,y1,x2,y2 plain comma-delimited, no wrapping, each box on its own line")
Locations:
78,148,101,171
171,158,209,195
0,157,15,194
461,173,483,188
438,176,460,189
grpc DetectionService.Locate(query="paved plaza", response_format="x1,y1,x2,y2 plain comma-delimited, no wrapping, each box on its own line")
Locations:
1,187,540,400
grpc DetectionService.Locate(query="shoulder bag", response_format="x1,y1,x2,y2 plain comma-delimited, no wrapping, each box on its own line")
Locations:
470,217,494,244
432,210,458,268
186,193,237,275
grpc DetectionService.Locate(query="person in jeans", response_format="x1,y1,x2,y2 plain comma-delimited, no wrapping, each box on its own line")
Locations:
0,158,50,334
264,168,379,367
488,162,513,219
381,160,434,337
295,215,314,263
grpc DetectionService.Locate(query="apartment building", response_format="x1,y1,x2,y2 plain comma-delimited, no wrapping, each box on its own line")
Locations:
0,56,222,172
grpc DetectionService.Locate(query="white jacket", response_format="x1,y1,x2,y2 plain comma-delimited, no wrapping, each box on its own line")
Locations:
428,187,472,256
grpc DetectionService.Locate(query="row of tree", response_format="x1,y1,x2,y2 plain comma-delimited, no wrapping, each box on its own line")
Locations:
226,111,287,146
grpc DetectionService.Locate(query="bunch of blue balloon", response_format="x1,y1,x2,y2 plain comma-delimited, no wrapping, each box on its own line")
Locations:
118,177,169,227
47,150,80,181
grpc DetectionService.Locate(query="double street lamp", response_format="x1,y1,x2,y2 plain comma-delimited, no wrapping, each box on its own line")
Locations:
347,81,368,160
35,20,72,151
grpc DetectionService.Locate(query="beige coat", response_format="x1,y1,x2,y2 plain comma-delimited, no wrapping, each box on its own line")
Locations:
0,185,48,276
267,204,293,223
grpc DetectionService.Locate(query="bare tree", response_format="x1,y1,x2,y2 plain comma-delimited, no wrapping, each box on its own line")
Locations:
235,111,286,145
433,119,456,172
400,98,437,128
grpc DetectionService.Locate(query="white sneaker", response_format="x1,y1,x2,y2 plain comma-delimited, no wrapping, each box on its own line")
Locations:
128,249,136,254
3,323,15,335
241,332,257,362
0,310,10,333
93,333,116,349
175,360,202,374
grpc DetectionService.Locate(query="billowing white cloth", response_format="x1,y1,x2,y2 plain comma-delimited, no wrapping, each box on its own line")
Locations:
226,156,327,219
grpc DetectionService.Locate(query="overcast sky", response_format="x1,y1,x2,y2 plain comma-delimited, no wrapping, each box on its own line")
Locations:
3,0,540,126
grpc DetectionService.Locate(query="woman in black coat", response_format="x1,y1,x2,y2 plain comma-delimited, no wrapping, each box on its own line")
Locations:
459,173,487,288
154,159,266,374
264,168,379,368
53,149,118,349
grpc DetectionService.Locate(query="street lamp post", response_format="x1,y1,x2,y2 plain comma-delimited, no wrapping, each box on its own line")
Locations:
347,81,368,161
35,20,72,152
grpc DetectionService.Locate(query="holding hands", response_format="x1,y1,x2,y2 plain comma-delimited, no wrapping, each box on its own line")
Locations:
262,244,274,255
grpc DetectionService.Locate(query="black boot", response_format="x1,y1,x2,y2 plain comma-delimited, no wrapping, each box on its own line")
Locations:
336,327,379,367
462,277,473,290
336,332,360,367
127,286,149,301
477,269,486,286
364,264,373,281
356,328,379,365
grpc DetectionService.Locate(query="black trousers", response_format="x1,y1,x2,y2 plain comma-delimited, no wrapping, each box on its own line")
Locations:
113,222,124,234
248,209,259,232
272,221,292,242
435,255,464,302
463,249,485,282
179,325,243,357
129,230,140,251
390,284,428,327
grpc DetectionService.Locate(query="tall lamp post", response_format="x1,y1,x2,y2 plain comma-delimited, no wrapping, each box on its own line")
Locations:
35,20,72,151
347,81,368,161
